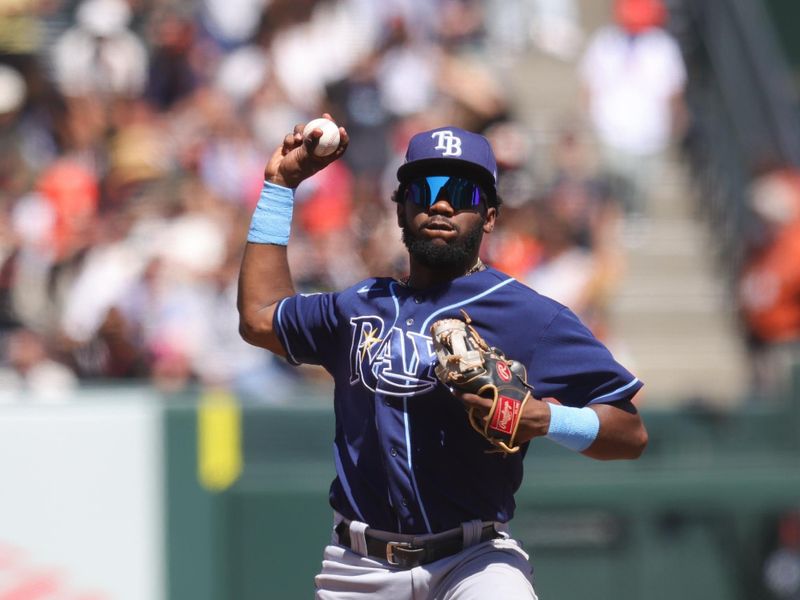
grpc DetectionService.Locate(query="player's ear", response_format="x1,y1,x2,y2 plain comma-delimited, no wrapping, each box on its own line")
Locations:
482,206,497,234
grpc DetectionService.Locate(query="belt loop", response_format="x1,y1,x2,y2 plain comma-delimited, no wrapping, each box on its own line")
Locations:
349,520,369,556
493,521,510,539
461,519,483,548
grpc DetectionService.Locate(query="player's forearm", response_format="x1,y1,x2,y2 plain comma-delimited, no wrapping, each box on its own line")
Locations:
237,242,294,354
580,401,648,460
236,117,348,353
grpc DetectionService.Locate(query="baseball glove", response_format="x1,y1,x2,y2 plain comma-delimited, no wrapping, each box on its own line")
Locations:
430,310,534,454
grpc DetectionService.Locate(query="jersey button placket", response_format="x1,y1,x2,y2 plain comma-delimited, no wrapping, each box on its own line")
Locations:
376,400,416,525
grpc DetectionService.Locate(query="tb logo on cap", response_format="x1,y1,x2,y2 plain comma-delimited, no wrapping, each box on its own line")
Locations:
431,130,462,157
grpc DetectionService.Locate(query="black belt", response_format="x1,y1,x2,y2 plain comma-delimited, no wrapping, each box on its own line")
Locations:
335,519,502,569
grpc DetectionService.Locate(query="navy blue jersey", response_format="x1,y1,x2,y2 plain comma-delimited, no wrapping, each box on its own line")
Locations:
273,267,642,534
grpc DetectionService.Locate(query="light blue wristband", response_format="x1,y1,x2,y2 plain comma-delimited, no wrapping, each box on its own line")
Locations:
247,181,295,245
545,403,600,452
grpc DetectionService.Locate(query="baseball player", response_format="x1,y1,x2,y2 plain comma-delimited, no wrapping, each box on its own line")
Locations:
238,117,647,599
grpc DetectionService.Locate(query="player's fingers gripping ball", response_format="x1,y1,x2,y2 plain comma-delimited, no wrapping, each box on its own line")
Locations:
430,311,534,454
303,117,341,157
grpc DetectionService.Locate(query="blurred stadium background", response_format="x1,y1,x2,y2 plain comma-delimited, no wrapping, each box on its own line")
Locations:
2,0,800,598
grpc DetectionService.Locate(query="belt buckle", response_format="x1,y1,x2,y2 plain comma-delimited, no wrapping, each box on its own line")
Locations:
386,541,409,566
386,541,424,567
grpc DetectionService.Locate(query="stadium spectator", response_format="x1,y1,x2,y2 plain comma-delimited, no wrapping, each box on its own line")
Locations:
51,0,148,99
737,168,800,399
144,6,201,110
0,65,31,205
579,0,687,216
762,510,800,600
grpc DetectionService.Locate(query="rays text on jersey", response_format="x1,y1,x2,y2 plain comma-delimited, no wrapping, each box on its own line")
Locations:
349,316,438,396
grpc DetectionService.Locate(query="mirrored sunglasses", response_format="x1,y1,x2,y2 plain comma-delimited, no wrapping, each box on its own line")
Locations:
404,176,483,211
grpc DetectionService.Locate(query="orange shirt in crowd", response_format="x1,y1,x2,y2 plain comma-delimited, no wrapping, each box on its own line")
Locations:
739,221,800,343
37,160,99,259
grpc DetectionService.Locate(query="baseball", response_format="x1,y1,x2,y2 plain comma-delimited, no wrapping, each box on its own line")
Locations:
303,117,341,157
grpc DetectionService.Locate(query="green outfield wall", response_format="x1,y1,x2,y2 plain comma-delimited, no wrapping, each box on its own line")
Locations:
165,384,800,600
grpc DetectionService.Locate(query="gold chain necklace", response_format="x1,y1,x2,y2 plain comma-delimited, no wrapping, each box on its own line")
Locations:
465,258,486,275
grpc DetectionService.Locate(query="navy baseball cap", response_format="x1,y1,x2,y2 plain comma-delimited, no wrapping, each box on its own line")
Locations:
397,126,498,195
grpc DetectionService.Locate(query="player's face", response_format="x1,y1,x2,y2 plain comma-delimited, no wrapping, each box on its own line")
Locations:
397,175,496,269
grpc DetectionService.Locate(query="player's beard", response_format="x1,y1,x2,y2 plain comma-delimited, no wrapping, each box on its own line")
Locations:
400,215,485,270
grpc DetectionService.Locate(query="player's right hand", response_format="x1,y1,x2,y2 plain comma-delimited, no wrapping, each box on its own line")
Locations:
264,113,348,189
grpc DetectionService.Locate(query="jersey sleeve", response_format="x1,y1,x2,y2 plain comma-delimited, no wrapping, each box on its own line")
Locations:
530,307,643,407
272,292,339,368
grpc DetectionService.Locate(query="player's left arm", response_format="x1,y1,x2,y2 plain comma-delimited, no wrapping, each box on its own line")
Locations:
576,398,647,460
443,302,646,458
522,395,648,460
456,393,647,460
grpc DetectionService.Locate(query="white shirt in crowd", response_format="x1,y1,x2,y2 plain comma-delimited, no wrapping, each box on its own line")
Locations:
580,25,686,156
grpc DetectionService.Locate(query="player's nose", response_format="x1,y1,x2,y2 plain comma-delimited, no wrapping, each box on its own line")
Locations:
428,194,455,215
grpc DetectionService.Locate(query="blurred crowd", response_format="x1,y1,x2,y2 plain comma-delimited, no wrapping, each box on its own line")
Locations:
737,167,800,400
0,0,685,403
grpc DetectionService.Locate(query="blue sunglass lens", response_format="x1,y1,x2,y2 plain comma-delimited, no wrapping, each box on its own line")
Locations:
406,180,426,206
445,177,481,209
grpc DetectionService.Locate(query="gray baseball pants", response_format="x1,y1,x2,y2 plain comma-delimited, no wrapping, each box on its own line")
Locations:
314,516,538,599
